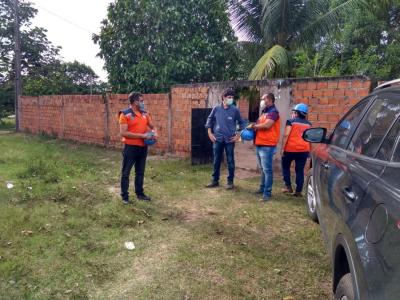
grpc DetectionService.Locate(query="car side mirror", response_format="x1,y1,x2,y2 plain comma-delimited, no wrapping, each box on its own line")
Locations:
303,128,328,143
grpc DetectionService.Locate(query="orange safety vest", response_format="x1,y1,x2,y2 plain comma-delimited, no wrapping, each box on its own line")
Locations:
119,108,151,147
284,118,311,152
255,106,280,146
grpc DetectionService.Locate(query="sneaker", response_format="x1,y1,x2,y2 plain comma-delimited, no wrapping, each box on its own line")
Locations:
122,199,133,205
292,192,303,197
281,186,293,194
226,182,234,190
137,194,151,201
260,197,271,202
205,181,219,188
254,190,263,195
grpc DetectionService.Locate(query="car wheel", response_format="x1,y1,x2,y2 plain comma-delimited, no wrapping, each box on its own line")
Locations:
335,273,354,300
306,169,318,223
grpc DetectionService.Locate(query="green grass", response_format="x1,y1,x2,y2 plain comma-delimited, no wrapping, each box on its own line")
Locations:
0,116,15,131
0,134,331,299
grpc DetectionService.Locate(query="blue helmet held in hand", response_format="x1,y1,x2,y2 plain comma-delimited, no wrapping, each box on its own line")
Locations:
144,131,156,146
240,128,255,141
293,103,308,114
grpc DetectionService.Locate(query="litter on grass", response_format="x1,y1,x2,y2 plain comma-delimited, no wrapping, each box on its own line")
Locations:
124,242,135,250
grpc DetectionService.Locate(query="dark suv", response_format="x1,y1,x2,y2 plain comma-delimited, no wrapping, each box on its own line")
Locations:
303,80,400,300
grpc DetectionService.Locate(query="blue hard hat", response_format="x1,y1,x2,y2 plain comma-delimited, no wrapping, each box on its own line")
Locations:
241,128,255,141
144,132,157,146
293,103,308,114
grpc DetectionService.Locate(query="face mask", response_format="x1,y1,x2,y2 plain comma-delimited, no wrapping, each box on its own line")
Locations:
139,102,145,111
226,98,234,106
260,100,266,110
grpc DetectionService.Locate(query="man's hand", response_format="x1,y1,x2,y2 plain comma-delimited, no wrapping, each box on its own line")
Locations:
208,132,217,143
247,123,256,130
229,133,240,143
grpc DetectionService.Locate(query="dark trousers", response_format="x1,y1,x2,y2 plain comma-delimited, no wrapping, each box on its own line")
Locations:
212,141,235,183
120,144,148,200
281,151,309,193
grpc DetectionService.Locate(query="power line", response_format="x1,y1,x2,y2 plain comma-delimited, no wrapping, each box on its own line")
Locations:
34,3,94,35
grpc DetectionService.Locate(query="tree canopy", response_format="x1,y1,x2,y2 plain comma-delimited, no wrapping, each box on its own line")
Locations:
0,0,103,119
94,0,239,93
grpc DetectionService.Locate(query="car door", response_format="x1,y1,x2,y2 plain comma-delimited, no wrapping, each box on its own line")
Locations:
332,92,400,298
314,97,372,252
360,115,400,299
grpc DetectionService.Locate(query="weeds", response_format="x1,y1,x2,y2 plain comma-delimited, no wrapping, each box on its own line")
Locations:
0,134,330,299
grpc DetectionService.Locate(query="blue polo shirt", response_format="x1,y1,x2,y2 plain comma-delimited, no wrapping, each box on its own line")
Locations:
205,104,245,143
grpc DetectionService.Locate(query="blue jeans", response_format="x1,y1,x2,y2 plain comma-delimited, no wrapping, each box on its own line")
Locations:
212,141,235,183
281,151,309,193
256,146,276,199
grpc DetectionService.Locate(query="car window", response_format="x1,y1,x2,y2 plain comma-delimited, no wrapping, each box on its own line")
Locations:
376,117,400,161
348,93,400,157
392,137,400,162
330,97,371,149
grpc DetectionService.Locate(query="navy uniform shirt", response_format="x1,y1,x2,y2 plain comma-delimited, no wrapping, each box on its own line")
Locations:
205,104,245,143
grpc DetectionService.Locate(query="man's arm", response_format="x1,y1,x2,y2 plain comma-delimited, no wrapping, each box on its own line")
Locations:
252,119,275,130
236,109,245,131
281,125,292,155
205,108,217,142
120,124,147,139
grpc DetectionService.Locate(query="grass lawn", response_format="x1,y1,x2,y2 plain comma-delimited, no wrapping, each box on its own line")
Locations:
0,133,331,299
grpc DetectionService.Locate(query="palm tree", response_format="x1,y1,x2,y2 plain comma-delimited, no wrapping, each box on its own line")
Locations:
229,0,364,79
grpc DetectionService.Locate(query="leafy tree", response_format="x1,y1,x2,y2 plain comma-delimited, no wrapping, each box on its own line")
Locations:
229,0,363,79
0,0,104,118
23,61,104,96
94,0,239,93
292,0,400,80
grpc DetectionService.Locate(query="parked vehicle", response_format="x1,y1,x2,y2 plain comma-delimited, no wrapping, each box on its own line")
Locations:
303,79,400,300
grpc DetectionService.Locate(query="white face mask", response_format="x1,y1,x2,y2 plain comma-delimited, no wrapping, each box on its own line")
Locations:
260,100,266,110
225,98,234,106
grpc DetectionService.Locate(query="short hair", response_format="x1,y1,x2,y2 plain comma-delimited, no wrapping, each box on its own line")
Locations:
128,92,142,104
295,111,307,119
264,93,275,103
222,88,235,98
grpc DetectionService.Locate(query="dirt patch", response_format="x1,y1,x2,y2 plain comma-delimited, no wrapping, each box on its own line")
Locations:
235,167,259,179
107,186,120,196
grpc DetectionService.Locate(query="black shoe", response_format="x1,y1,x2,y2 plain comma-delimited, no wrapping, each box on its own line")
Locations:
226,182,234,190
254,190,263,195
137,194,151,201
205,181,219,188
122,199,133,205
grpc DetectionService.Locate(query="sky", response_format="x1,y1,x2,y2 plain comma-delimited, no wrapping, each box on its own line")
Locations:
30,0,113,81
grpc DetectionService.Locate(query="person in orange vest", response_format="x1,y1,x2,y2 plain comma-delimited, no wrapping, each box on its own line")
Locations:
281,103,311,197
119,92,157,204
248,93,280,201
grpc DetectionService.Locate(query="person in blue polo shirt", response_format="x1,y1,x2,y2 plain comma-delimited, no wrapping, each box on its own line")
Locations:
205,88,245,189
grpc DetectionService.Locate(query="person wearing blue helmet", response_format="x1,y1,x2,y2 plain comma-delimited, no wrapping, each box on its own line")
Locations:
205,88,245,189
280,103,312,196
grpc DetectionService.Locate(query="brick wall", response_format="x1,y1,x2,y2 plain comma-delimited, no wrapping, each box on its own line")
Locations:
170,86,209,157
19,76,373,158
19,93,170,154
292,78,371,131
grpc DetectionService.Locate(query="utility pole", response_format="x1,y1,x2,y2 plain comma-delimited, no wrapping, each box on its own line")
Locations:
13,0,21,131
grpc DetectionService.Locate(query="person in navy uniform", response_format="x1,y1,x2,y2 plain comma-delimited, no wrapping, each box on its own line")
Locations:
205,88,245,189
